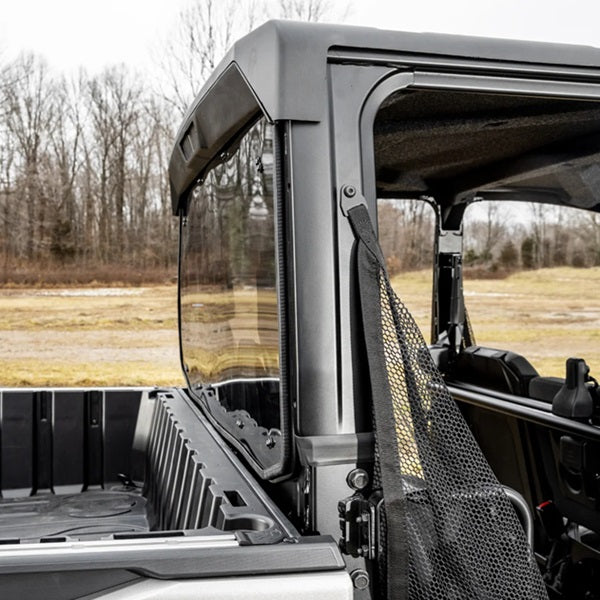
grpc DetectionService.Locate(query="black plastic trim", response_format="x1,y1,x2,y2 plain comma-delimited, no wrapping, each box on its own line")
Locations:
169,64,262,214
296,433,374,467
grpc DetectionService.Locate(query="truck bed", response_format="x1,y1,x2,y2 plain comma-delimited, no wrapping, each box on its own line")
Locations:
0,387,346,600
0,387,285,543
0,489,149,541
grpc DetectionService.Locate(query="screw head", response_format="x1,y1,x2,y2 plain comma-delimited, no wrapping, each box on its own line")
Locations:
346,468,369,491
343,185,357,198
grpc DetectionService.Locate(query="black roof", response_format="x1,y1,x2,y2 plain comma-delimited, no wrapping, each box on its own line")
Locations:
170,20,600,213
184,20,600,124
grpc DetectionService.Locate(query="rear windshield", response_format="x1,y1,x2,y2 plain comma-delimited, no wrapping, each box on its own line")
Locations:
179,118,278,387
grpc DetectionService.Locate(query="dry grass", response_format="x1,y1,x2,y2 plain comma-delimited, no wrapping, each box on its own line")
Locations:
391,267,600,378
0,285,182,387
1,360,182,387
0,287,178,331
0,267,597,387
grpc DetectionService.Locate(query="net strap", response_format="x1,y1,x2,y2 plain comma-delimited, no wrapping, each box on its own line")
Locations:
348,204,408,600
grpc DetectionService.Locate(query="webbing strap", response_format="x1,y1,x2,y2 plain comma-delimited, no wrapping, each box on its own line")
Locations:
347,204,407,600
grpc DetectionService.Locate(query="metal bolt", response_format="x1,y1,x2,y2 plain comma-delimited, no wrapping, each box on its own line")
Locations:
351,569,370,591
265,435,276,449
346,468,369,491
235,419,244,429
343,185,356,198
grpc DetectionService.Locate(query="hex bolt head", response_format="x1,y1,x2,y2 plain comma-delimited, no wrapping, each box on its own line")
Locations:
351,569,370,590
342,185,357,198
346,468,369,491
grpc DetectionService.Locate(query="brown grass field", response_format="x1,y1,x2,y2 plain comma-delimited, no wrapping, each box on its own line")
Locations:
0,266,597,387
392,266,600,378
0,286,182,387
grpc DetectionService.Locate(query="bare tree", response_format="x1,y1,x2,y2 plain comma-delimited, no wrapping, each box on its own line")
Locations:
481,202,505,261
279,0,333,21
3,54,57,260
145,98,179,267
156,0,242,118
46,75,85,262
0,4,355,283
529,202,550,268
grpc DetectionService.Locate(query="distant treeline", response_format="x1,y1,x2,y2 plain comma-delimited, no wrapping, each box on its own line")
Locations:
379,200,600,275
5,1,592,286
464,202,600,272
0,0,336,284
0,56,178,281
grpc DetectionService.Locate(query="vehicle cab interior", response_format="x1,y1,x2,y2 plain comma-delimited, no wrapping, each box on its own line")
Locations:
373,87,600,599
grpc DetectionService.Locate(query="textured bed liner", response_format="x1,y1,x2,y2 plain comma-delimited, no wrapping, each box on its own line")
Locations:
0,489,149,542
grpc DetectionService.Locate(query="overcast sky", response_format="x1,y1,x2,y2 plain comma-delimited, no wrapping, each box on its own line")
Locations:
1,0,599,74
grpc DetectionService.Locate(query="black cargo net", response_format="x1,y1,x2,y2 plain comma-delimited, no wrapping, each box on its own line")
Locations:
348,205,548,600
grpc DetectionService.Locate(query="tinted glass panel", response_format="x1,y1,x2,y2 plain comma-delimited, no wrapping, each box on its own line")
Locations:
180,119,278,387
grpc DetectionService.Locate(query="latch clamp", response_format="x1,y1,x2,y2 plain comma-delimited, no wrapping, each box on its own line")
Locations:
338,491,382,560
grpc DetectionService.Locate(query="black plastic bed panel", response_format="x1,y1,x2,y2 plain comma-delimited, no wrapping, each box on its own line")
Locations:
142,388,295,543
0,387,297,545
0,389,142,496
0,388,347,595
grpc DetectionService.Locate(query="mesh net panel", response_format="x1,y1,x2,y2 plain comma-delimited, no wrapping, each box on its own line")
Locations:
349,205,548,600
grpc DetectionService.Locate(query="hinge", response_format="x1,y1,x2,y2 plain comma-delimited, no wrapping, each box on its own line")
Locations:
338,491,383,560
